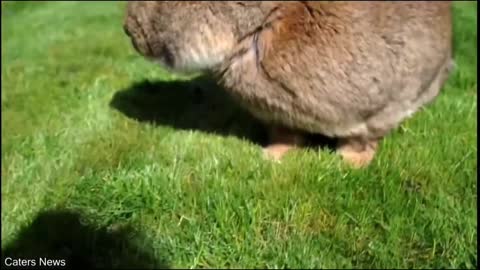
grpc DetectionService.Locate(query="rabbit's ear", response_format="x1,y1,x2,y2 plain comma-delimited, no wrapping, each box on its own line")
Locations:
253,26,274,68
251,4,288,68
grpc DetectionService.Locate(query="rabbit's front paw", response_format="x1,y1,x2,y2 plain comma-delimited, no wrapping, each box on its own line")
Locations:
262,144,294,162
262,126,305,162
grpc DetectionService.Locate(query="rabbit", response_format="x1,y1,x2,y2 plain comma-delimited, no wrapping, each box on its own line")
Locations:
123,1,454,168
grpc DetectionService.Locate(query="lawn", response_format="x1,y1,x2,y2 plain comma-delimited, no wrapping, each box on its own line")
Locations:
1,1,477,269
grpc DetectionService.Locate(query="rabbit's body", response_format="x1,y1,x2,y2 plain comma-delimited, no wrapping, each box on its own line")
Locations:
124,1,453,167
220,1,454,139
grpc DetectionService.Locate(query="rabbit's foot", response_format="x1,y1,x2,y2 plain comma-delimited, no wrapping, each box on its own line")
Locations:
262,126,304,162
337,137,378,168
263,144,295,162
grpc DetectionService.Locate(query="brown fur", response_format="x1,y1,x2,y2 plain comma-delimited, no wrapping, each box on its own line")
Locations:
124,1,454,167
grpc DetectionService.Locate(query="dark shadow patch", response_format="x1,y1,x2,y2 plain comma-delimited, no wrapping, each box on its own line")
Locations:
1,209,168,269
110,75,269,146
109,74,337,151
305,132,338,152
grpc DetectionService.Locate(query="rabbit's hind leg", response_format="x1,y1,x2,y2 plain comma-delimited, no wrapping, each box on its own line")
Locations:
413,56,455,111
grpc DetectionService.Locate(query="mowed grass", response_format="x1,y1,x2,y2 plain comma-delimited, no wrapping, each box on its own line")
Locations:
1,1,477,269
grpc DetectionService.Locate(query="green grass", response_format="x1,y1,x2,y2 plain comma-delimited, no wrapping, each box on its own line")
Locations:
1,1,477,269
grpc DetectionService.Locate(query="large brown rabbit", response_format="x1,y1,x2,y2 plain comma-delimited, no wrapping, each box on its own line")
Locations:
123,1,454,168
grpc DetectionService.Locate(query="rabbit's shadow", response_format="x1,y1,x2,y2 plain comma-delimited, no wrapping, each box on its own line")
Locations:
110,75,336,150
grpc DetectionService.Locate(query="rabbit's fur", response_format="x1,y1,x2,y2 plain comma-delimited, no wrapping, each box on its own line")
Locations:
124,1,454,167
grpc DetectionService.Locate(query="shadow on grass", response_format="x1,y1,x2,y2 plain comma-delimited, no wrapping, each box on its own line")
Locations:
1,209,168,269
109,75,270,146
109,75,337,150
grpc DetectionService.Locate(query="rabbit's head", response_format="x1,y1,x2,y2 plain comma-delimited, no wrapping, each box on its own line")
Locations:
123,1,274,74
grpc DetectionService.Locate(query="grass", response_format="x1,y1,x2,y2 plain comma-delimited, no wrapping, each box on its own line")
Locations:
1,1,477,269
